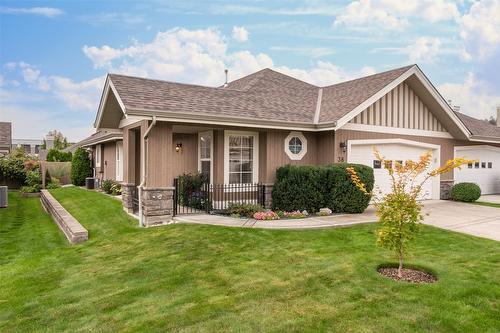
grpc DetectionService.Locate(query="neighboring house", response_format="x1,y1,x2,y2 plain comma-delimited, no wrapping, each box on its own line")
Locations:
92,64,500,226
11,138,43,155
0,122,12,156
75,129,123,182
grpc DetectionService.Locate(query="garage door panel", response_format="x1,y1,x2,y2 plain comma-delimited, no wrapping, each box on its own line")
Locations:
349,143,438,200
455,146,500,194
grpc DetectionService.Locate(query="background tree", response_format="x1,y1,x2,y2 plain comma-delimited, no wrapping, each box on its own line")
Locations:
347,150,472,278
50,130,70,150
484,116,496,126
70,148,92,186
46,148,72,162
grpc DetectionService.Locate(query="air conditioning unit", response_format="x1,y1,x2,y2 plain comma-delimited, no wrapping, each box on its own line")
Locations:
0,186,7,208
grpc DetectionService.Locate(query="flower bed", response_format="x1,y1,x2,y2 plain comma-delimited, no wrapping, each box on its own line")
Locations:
253,208,333,221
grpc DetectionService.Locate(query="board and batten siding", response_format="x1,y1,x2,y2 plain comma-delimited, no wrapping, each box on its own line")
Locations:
350,82,446,132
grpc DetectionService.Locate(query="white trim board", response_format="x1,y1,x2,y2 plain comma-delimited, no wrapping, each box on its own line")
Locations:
94,76,127,129
341,123,453,138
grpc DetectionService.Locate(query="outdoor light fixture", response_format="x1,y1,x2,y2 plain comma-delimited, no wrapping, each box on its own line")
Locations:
339,141,347,153
175,143,183,153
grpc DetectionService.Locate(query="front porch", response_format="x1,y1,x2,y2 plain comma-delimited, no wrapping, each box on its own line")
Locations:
120,120,317,226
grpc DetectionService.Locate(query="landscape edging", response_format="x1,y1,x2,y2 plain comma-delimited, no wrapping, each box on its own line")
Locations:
40,189,88,244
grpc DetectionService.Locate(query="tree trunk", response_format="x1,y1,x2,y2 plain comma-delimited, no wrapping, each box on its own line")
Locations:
398,249,403,278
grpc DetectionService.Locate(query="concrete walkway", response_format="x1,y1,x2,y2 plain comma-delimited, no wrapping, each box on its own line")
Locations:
175,206,378,230
174,200,500,241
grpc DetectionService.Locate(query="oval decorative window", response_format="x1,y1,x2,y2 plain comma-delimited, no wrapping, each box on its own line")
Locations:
285,131,307,160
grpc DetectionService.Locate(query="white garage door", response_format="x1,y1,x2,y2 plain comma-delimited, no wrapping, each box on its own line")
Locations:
348,139,440,200
454,146,500,194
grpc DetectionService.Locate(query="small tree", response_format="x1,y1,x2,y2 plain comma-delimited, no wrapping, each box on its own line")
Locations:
347,149,472,278
71,148,92,186
46,148,72,162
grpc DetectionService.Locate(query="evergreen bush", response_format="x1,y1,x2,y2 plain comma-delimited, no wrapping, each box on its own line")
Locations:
70,148,92,186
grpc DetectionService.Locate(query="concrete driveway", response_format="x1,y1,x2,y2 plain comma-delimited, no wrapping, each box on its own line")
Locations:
422,200,500,241
175,200,500,241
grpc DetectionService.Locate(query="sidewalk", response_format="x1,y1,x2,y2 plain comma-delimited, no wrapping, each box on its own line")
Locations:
174,205,378,229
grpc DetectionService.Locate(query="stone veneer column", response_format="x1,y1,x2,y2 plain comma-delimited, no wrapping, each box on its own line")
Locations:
141,187,174,227
121,183,136,213
263,183,274,209
440,180,454,200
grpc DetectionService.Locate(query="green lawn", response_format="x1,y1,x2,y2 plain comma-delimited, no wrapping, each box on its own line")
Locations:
1,187,499,332
473,201,500,208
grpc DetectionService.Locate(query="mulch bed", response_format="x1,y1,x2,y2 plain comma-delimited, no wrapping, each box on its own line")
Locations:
378,267,437,283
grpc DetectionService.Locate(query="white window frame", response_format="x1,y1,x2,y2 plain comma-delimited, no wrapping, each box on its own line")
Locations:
115,141,123,182
224,130,259,186
285,131,308,160
198,130,213,184
95,144,101,167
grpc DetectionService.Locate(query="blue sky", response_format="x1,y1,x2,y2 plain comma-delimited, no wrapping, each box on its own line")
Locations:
1,0,499,141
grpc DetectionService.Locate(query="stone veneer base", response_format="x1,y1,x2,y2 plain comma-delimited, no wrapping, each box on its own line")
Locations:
40,189,88,244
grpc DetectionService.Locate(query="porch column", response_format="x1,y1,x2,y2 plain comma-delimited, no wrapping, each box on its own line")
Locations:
121,126,138,213
142,122,175,226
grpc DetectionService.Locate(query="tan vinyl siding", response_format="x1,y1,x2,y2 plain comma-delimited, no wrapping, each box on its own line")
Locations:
262,130,318,183
350,82,447,132
94,142,118,181
146,122,173,188
172,133,198,178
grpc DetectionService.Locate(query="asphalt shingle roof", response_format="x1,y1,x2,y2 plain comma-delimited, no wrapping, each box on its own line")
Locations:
455,111,500,138
106,66,499,139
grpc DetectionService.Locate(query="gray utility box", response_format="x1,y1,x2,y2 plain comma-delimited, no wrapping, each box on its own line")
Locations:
0,186,7,208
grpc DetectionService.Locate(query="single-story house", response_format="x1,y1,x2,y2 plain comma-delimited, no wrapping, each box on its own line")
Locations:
75,129,123,182
90,64,500,226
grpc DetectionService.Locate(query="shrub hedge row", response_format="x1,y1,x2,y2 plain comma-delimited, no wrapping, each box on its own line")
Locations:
272,164,374,214
451,182,481,202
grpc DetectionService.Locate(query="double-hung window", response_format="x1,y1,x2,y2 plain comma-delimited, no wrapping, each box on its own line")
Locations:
224,131,258,185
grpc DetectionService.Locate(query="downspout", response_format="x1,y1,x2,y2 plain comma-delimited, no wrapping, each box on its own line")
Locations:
138,115,157,227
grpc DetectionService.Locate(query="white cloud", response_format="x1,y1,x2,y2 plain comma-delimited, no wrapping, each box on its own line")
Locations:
405,37,442,63
334,0,459,30
0,7,63,17
78,12,144,26
232,26,249,42
0,104,93,141
5,62,104,112
460,0,500,61
439,73,500,120
270,46,336,58
82,27,375,87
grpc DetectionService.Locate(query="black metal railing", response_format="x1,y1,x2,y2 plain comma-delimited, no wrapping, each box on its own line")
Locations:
173,179,265,216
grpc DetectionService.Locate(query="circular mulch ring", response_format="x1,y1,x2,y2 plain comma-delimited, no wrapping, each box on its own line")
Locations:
378,267,437,284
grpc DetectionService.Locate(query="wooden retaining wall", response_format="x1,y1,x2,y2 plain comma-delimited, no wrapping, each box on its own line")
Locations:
40,189,88,244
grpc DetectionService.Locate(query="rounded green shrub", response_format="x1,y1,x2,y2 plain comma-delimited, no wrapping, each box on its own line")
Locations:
46,149,72,162
451,182,481,202
271,164,374,214
70,148,92,186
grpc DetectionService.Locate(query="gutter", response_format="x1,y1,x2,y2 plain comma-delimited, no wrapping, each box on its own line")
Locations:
138,115,157,227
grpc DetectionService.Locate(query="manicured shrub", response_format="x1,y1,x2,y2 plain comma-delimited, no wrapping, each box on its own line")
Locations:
178,173,209,209
46,149,72,162
226,202,263,217
46,177,61,189
71,148,92,186
271,164,374,214
323,163,374,214
101,179,114,193
451,182,481,202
